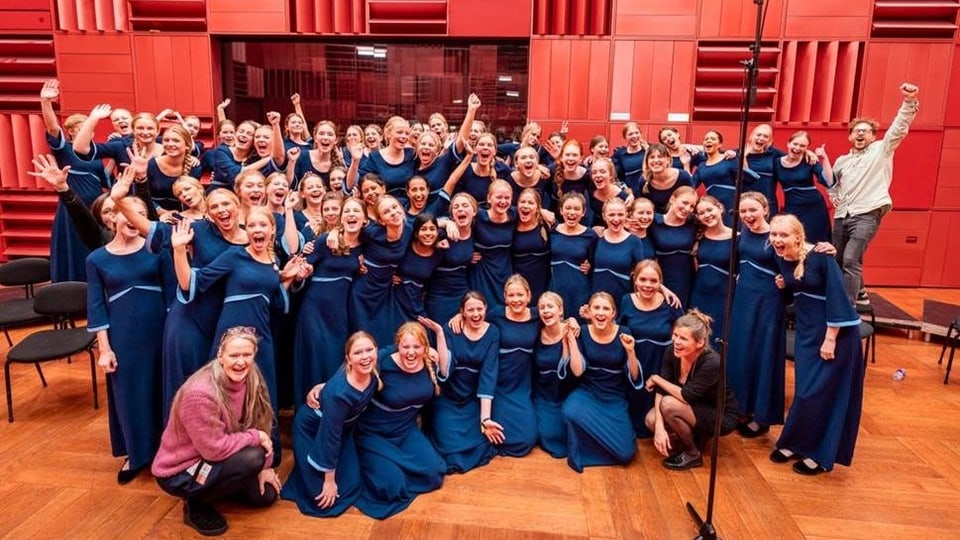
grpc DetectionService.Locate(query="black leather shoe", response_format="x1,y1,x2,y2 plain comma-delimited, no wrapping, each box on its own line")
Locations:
792,459,826,476
663,452,703,470
769,448,798,464
117,461,143,485
183,501,228,536
738,423,770,438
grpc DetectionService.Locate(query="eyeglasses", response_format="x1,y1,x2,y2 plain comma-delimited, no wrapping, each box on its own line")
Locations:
852,128,874,134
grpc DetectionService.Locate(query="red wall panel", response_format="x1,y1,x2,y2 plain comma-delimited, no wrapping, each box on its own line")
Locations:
0,0,53,32
0,113,46,189
862,210,929,287
921,211,960,287
935,128,960,209
698,0,784,40
449,0,531,37
527,38,610,122
942,44,960,126
610,40,695,123
207,0,287,33
615,0,696,37
859,42,952,128
54,34,136,112
132,34,214,115
783,0,871,38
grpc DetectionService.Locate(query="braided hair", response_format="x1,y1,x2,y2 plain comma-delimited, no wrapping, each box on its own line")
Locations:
394,322,440,396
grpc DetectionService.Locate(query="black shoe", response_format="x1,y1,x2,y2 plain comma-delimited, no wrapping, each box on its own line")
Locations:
769,448,798,464
183,501,228,536
792,459,826,476
737,423,770,438
856,291,871,307
663,452,703,470
117,460,143,485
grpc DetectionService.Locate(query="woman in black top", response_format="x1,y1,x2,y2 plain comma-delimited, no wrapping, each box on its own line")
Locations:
645,309,739,470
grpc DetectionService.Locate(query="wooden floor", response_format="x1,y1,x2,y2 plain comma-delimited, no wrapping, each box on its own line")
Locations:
2,287,960,539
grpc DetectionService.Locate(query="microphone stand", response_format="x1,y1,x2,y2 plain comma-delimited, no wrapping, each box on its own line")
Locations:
685,1,766,539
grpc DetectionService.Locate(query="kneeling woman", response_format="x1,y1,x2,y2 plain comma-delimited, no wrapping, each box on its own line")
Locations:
645,310,739,470
151,327,280,537
355,320,448,519
426,291,502,473
282,331,379,517
562,292,642,472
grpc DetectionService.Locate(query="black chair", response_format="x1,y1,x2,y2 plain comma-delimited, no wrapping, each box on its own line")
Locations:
857,304,877,366
939,316,960,385
0,257,50,346
3,281,98,422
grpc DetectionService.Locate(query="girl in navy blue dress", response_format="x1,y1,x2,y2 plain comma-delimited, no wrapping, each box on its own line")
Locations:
513,188,552,302
356,117,417,198
426,292,501,473
562,292,641,472
727,193,786,438
689,196,734,346
198,119,234,178
292,120,358,190
648,186,699,307
143,125,202,211
612,122,647,194
640,143,694,214
645,310,740,470
296,175,330,241
72,106,163,169
111,170,248,420
349,195,413,347
425,193,477,324
486,275,539,456
39,80,111,282
626,197,657,258
283,331,379,517
293,198,364,400
769,215,864,475
282,106,311,152
658,127,705,173
354,321,447,519
552,139,591,201
742,124,785,215
172,208,311,434
359,174,387,221
774,131,836,243
394,214,444,323
619,260,684,437
470,180,517,307
210,121,262,190
87,196,174,484
533,292,574,458
593,198,649,301
692,130,751,226
509,146,553,209
587,158,632,227
455,133,513,203
549,193,598,318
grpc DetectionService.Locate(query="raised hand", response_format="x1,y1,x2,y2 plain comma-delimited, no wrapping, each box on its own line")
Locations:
619,333,636,352
27,154,69,191
266,111,281,127
170,219,194,249
124,146,149,178
813,143,828,160
900,82,919,99
559,120,569,135
285,191,301,211
40,79,60,101
286,146,301,163
217,98,231,111
290,93,301,106
417,316,442,335
467,93,481,111
90,103,112,121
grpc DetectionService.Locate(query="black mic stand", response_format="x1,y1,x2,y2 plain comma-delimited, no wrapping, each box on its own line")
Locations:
685,1,766,539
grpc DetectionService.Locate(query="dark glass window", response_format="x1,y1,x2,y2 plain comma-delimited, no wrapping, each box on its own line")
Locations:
222,40,529,140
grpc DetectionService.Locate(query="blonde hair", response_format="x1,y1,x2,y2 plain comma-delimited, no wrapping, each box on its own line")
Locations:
770,214,810,280
313,120,344,171
518,188,548,242
234,168,266,194
674,309,714,350
740,191,770,218
503,273,531,300
631,259,663,286
172,176,207,213
394,322,440,395
537,291,564,314
169,327,274,435
344,331,383,391
163,124,199,176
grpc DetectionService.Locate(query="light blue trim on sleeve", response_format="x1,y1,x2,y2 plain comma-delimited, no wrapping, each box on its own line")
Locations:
87,324,109,333
477,393,494,400
827,318,862,328
176,268,198,304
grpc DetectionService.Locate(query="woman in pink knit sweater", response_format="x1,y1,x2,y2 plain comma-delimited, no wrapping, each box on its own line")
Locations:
152,326,281,536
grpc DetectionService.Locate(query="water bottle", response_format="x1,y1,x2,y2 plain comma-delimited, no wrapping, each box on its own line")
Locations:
892,368,906,382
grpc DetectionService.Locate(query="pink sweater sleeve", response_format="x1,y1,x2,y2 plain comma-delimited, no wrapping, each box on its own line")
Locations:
178,387,260,462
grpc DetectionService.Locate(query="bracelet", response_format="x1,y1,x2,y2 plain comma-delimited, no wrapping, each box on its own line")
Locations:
480,417,490,434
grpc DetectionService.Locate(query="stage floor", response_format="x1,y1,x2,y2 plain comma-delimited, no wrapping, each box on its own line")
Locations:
0,287,959,539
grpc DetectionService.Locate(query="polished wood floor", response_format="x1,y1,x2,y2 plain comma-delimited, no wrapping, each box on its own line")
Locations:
2,287,960,539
